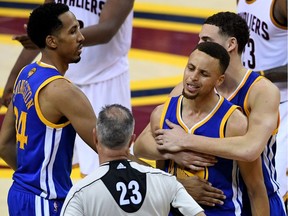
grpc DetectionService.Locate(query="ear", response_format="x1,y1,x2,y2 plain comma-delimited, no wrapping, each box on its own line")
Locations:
227,37,237,53
46,35,57,49
216,74,225,87
128,134,136,149
92,128,99,149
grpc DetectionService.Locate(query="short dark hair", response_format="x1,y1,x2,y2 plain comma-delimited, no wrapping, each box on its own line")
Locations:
204,11,249,54
27,3,69,48
195,42,230,74
97,104,134,149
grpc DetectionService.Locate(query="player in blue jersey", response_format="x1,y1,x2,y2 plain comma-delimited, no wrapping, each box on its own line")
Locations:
149,12,285,215
145,42,268,215
0,0,134,177
0,3,98,216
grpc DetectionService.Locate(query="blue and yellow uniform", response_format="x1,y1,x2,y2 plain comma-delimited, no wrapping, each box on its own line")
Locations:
8,61,76,216
227,70,286,216
161,95,243,216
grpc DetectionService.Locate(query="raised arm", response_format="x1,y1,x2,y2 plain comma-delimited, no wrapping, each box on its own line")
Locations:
79,0,134,46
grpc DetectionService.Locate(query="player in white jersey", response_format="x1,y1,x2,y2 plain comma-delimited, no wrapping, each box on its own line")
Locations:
0,0,134,176
61,104,205,216
55,0,134,176
237,0,288,204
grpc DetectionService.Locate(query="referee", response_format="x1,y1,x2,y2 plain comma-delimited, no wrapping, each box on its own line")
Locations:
61,104,205,216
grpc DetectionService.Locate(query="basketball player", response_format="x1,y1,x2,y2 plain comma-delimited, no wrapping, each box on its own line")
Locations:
0,0,134,177
0,3,98,215
145,12,285,215
237,0,288,205
61,104,205,216
149,42,268,215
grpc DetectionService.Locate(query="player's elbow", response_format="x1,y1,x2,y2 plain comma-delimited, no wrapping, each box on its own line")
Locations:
239,147,263,162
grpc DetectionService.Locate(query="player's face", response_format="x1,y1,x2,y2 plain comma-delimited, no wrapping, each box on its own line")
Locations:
198,24,229,50
182,49,224,100
54,11,84,64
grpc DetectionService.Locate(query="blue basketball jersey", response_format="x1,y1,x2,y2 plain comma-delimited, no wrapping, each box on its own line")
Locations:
227,70,286,215
161,95,243,216
12,61,76,200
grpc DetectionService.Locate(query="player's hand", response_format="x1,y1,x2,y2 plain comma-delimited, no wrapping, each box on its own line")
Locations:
180,176,226,206
164,151,217,171
13,34,38,49
0,86,13,108
155,119,189,152
12,24,38,49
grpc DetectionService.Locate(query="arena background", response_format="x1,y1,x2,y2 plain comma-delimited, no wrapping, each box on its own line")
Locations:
0,0,236,214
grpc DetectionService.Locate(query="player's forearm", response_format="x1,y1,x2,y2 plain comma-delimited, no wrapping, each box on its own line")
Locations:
181,134,263,162
247,184,269,216
80,0,134,46
10,49,39,74
256,64,287,82
0,105,17,170
0,146,17,170
248,192,269,215
238,158,269,216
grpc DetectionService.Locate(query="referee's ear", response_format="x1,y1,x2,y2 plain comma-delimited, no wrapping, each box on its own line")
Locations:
92,128,99,152
129,134,136,148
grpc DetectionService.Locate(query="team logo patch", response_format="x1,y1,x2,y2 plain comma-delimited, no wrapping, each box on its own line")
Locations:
27,68,36,78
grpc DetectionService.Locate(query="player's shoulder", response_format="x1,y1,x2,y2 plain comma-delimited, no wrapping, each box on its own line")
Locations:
251,76,280,98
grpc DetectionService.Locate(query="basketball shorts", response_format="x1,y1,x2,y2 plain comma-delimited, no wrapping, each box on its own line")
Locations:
8,182,64,216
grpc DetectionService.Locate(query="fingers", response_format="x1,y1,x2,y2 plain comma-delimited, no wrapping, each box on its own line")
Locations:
198,181,226,206
165,119,175,128
199,191,226,206
12,35,38,49
198,197,225,207
187,165,205,171
13,35,28,42
184,176,226,206
0,92,12,108
165,119,182,130
154,134,163,144
187,160,217,170
154,129,164,136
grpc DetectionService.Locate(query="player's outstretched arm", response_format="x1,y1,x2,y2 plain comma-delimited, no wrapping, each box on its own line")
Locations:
79,0,134,46
42,78,97,152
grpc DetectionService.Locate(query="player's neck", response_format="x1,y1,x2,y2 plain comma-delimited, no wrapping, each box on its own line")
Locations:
216,57,246,97
40,52,68,75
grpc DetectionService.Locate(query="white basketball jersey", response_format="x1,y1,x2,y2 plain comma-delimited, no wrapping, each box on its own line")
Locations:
237,0,287,71
62,1,133,84
237,0,288,102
